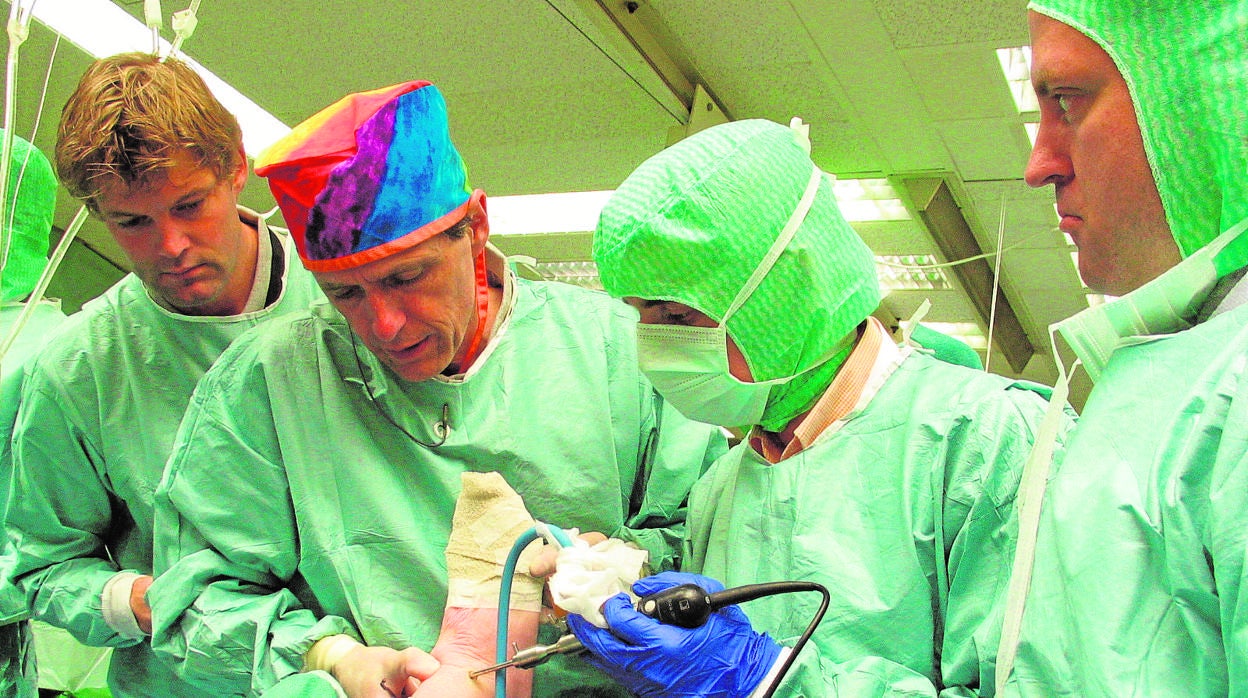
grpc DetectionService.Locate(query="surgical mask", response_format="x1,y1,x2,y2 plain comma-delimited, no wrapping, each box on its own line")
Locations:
638,322,852,428
1054,215,1248,382
636,164,838,428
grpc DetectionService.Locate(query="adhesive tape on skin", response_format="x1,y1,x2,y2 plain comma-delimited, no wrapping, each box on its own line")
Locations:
548,539,649,628
445,472,544,611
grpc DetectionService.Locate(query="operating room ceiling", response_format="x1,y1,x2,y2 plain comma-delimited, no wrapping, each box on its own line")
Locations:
1,0,1092,404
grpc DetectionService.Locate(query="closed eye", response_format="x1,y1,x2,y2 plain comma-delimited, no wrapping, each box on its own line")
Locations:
174,199,204,215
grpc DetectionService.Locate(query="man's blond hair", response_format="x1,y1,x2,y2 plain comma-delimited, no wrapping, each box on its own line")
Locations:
55,52,243,210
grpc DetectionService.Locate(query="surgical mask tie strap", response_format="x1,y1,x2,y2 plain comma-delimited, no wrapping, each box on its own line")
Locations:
718,164,823,327
901,299,932,346
994,324,1079,693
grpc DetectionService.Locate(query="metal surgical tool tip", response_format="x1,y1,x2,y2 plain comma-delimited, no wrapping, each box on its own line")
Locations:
468,633,586,678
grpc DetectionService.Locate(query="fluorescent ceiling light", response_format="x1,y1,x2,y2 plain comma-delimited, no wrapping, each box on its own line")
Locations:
529,260,604,291
22,0,290,156
490,177,909,236
489,191,614,235
875,254,951,291
527,254,953,295
1024,121,1039,146
832,178,910,222
996,46,1038,114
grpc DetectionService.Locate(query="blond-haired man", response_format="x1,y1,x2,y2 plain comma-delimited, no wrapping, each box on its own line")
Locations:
6,53,322,697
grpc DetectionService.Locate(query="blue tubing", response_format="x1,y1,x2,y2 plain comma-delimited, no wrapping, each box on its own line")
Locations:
495,522,574,696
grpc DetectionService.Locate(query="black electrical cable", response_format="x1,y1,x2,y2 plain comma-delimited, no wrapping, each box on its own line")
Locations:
637,580,831,698
734,582,830,698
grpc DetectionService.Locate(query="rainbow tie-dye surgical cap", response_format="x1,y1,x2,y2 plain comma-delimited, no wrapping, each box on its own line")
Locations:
255,81,474,271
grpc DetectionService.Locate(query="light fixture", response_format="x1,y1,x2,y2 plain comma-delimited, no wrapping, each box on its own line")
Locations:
875,255,950,291
22,0,290,156
530,260,604,291
1024,121,1039,146
831,178,911,222
996,46,1038,114
488,191,614,235
489,177,910,236
522,254,954,295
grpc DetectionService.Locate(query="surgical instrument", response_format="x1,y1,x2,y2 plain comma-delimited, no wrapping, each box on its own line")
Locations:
471,580,819,678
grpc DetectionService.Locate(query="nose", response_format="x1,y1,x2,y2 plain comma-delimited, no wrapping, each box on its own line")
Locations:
155,220,192,259
365,292,405,343
1023,119,1073,189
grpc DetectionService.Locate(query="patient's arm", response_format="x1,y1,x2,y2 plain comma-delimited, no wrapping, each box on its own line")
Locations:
409,472,543,697
409,606,539,697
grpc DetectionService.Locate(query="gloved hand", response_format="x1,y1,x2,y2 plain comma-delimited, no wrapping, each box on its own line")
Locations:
567,571,782,698
328,642,439,698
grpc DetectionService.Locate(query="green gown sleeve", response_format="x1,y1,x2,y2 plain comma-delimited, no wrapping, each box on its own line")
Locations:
7,371,144,649
148,354,355,696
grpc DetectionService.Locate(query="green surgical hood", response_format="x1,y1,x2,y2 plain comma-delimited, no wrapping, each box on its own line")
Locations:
595,119,880,430
1029,0,1248,275
0,131,56,303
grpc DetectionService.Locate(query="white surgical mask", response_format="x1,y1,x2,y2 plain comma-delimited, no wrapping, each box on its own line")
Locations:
638,321,851,428
636,164,834,428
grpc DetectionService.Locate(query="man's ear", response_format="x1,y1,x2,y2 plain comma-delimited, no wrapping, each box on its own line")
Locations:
229,145,249,194
467,190,490,255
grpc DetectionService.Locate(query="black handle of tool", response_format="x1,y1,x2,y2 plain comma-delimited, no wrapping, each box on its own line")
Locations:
634,582,781,629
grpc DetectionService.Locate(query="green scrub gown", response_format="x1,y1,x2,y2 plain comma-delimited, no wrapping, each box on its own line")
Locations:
686,351,1064,696
7,224,323,697
1010,296,1248,695
1003,0,1247,692
147,275,725,697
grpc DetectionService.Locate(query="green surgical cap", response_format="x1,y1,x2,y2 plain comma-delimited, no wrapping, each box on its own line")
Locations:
1029,0,1248,274
1,130,56,302
595,119,880,429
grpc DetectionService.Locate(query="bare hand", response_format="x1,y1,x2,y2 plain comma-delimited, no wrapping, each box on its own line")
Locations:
333,644,440,698
130,575,154,634
412,606,540,698
527,531,608,578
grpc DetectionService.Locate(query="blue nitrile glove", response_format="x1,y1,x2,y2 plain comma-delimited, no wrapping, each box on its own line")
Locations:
568,571,783,698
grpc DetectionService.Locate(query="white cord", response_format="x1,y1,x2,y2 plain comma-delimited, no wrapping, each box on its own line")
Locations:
874,228,1053,272
0,205,87,364
0,0,35,286
984,191,1008,372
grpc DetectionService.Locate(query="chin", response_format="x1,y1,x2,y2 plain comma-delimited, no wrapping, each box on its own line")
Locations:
389,361,442,383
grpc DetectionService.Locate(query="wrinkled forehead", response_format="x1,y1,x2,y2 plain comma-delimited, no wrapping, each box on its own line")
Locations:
311,226,457,287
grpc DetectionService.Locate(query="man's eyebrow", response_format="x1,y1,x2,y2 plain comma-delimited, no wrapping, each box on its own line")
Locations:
639,300,668,308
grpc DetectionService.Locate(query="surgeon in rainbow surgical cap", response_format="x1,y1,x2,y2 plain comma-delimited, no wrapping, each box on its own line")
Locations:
146,80,725,698
566,117,1072,696
994,1,1248,695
